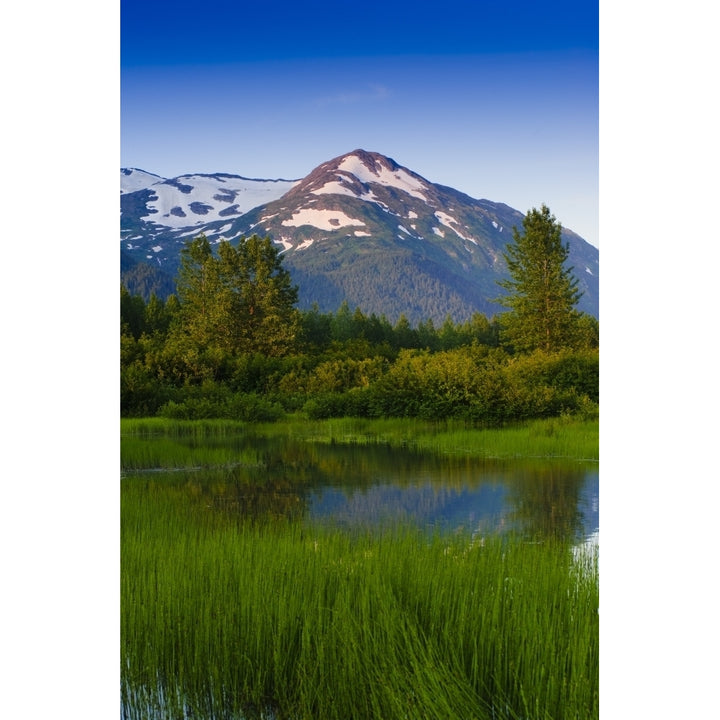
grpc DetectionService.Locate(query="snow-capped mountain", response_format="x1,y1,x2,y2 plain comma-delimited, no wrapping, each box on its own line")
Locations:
121,151,598,322
121,169,298,240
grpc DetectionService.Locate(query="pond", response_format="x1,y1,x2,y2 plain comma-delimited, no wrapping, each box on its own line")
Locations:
122,433,598,545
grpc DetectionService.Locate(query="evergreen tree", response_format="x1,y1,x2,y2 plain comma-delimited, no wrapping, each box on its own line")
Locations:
498,205,583,352
121,283,147,339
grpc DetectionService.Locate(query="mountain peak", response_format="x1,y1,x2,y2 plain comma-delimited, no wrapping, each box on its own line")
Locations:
285,149,432,205
329,149,401,174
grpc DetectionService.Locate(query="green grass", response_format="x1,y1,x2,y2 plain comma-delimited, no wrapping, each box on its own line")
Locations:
122,473,598,720
121,415,598,465
275,416,599,461
121,417,250,438
120,434,265,472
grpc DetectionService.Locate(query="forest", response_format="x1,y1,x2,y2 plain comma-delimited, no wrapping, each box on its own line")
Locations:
121,207,599,423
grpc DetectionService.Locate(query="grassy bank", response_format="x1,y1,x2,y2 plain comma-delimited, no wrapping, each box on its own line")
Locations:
121,415,598,467
121,478,598,720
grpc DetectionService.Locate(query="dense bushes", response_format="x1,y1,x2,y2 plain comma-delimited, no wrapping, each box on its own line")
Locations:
297,348,599,423
156,382,284,422
123,343,598,424
121,288,598,423
158,394,285,422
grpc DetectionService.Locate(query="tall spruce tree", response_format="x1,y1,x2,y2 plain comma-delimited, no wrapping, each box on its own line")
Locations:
498,204,582,352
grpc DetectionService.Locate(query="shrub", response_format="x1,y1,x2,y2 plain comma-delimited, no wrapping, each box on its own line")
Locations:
226,393,284,422
158,392,284,422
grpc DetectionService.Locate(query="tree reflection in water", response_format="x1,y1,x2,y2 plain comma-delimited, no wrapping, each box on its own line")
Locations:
127,436,598,543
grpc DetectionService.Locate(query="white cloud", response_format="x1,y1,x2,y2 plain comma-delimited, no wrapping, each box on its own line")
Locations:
315,83,391,106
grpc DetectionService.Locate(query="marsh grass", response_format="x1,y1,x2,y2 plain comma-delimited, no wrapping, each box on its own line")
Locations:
251,415,598,463
122,417,250,438
122,476,598,720
122,415,598,464
121,419,267,471
120,435,266,472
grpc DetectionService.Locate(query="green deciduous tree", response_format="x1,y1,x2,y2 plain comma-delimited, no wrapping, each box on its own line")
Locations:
174,234,300,361
218,235,300,356
498,204,583,353
175,234,219,349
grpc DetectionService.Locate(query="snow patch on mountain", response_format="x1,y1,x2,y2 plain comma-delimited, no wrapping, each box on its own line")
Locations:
312,178,377,201
139,175,297,228
275,237,294,253
281,208,366,231
180,226,208,237
121,168,164,194
338,155,428,201
434,211,478,245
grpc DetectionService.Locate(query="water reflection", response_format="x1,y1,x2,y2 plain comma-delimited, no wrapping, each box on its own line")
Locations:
306,453,598,544
123,437,598,544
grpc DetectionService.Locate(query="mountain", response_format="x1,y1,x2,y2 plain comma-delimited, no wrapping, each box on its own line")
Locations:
120,151,598,323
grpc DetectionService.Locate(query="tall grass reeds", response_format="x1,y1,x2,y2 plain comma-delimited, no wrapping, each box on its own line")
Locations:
121,419,263,471
255,415,599,462
122,475,598,720
121,415,598,465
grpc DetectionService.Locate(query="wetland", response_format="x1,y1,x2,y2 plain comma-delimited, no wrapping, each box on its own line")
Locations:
121,418,599,720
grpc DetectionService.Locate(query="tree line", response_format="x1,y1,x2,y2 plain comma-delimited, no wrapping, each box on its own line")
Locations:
121,206,598,422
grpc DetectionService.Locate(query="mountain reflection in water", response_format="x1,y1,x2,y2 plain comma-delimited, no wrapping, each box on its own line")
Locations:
124,436,598,545
305,447,598,543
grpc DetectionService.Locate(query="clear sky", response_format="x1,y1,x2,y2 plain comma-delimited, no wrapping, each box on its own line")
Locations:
121,0,599,247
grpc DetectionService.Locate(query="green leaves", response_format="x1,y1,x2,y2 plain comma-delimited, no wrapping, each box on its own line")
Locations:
174,234,300,363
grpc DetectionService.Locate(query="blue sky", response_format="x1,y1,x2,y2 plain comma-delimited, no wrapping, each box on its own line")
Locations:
121,0,599,247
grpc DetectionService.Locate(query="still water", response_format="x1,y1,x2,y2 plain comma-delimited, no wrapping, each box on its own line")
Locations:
124,435,598,545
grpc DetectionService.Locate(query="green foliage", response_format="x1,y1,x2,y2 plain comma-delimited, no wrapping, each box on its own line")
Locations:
120,284,147,339
498,205,584,353
299,301,333,349
120,359,175,418
157,382,284,422
120,266,598,422
174,233,300,360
